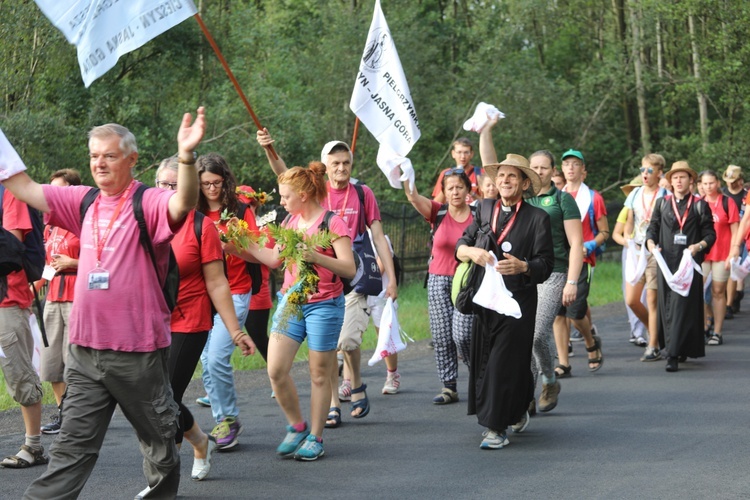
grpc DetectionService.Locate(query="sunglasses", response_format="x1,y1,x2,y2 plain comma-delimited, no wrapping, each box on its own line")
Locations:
640,167,654,174
445,168,465,176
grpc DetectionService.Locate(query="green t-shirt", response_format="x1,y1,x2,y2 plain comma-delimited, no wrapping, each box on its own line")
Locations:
527,184,581,273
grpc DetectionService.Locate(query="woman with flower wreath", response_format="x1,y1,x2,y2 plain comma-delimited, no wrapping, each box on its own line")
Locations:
245,161,356,461
196,153,260,451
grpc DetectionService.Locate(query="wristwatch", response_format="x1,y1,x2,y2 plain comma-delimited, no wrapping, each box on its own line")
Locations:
566,280,577,285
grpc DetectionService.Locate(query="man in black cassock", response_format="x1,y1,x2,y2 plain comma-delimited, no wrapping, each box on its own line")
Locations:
646,161,716,372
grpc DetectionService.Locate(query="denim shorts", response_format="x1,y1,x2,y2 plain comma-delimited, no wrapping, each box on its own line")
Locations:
272,293,345,352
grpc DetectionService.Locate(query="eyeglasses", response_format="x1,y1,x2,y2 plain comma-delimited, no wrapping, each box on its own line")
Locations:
640,167,654,174
201,180,224,189
445,168,465,176
89,153,122,163
156,181,177,190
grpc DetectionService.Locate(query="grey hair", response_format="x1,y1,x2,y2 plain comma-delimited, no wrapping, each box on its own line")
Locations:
155,155,179,180
88,123,138,156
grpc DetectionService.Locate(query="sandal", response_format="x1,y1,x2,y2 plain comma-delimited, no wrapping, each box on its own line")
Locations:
554,364,572,378
1,445,48,469
707,334,723,346
586,336,604,372
350,384,370,419
432,387,459,405
325,407,341,428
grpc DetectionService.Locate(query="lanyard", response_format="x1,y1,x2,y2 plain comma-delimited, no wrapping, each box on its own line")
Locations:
670,194,693,233
641,188,658,222
91,180,135,266
326,182,351,218
491,200,522,245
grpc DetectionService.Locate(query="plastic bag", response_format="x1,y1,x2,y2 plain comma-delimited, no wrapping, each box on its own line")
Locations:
472,259,522,319
368,298,412,366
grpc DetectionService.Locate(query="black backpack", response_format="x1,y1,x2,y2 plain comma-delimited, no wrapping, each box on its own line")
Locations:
79,184,180,312
0,185,46,282
236,202,263,296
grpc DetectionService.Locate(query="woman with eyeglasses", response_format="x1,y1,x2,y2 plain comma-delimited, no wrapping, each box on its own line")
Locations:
152,158,254,484
699,169,739,346
196,153,260,451
403,169,474,405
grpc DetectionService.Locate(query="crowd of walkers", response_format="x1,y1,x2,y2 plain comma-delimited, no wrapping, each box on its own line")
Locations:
1,106,747,498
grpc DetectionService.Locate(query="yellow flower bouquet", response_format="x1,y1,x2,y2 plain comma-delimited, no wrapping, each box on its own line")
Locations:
217,209,259,251
236,186,275,206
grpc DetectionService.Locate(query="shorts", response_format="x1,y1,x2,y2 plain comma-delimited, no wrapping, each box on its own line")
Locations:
558,263,592,320
0,307,43,406
271,294,345,352
41,301,73,382
367,294,387,329
636,253,659,291
337,291,371,351
702,261,730,283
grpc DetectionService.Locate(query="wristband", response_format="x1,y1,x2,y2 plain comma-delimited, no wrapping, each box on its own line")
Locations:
178,151,198,165
566,280,577,285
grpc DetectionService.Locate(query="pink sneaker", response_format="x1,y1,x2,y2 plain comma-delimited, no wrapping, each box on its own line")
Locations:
382,372,401,395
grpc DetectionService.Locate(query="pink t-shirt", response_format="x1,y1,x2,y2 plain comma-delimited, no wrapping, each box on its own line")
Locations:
280,211,350,303
427,201,473,276
705,194,739,262
323,182,381,239
42,182,177,352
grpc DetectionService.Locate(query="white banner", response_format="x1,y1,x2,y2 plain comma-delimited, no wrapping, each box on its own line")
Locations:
350,0,420,188
35,0,197,87
0,128,28,182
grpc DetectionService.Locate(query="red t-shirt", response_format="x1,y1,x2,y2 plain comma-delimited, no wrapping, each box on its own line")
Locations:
1,190,33,309
704,194,739,262
249,264,272,310
427,201,473,276
44,225,80,302
567,189,607,266
206,206,259,295
170,210,224,333
279,211,350,303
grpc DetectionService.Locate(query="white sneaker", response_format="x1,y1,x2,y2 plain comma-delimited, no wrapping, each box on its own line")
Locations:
382,372,401,395
134,486,151,500
338,379,352,402
480,429,509,449
191,435,217,481
511,411,530,433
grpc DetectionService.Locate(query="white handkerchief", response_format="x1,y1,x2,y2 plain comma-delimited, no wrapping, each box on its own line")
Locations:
0,128,27,181
462,102,505,133
625,240,650,285
376,145,414,190
652,248,701,297
730,256,750,281
472,257,522,318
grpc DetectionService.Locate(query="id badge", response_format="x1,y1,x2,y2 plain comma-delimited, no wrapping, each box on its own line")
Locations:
87,268,110,290
673,233,687,246
42,265,56,281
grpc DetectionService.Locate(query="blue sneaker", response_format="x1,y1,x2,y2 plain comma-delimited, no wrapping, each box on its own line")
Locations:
294,434,325,461
480,429,509,450
276,424,309,457
211,417,243,451
196,396,211,407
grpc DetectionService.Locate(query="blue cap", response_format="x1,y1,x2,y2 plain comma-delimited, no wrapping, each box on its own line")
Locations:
561,149,585,163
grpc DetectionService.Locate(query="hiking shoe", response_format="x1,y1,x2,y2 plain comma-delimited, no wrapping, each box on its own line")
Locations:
196,396,211,407
41,412,62,435
382,371,401,395
338,379,352,402
293,434,325,461
276,424,310,457
480,429,509,449
511,411,530,433
538,381,561,413
641,346,662,362
211,417,243,451
528,398,537,417
570,329,584,342
634,337,648,347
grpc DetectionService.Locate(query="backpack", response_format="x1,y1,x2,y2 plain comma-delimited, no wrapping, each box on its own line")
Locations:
350,183,384,295
586,190,606,257
79,184,180,312
236,202,263,296
0,185,46,282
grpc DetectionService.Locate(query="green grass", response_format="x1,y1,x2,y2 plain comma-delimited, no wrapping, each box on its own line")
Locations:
0,263,623,411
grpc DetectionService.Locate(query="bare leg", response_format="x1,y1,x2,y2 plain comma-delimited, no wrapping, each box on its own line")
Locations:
384,353,397,372
51,382,66,407
553,315,570,370
21,402,42,437
570,316,600,370
344,348,367,417
712,280,728,335
647,289,659,348
308,350,336,437
625,282,649,326
183,422,209,459
267,334,303,426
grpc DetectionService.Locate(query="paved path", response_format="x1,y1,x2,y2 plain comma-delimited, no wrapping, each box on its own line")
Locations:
2,302,750,499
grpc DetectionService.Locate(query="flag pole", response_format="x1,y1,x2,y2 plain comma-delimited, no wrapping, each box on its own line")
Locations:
193,14,278,160
351,117,361,155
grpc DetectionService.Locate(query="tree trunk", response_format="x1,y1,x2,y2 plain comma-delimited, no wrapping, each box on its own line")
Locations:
688,14,709,151
628,0,651,154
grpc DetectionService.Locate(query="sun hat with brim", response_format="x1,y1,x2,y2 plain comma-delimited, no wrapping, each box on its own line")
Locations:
561,149,585,163
665,161,697,183
620,176,643,196
723,164,743,184
484,154,543,198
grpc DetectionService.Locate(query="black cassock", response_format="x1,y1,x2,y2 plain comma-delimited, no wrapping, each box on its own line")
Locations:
646,194,716,359
456,199,553,431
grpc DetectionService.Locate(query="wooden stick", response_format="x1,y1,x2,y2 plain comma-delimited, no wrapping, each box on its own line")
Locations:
194,14,278,160
351,117,361,155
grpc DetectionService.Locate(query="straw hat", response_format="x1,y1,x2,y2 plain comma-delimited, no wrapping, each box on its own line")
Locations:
723,165,743,184
665,161,697,183
484,154,542,197
620,176,643,196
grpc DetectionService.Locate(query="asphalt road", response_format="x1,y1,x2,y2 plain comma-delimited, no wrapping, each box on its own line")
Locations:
1,301,749,499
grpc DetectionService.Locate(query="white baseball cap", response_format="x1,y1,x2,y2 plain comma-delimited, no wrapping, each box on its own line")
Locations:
320,141,352,163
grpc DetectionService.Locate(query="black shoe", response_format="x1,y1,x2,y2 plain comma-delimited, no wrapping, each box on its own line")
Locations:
725,309,734,320
665,357,679,372
41,412,62,435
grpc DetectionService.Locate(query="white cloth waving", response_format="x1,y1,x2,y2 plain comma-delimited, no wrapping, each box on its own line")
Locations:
462,102,505,133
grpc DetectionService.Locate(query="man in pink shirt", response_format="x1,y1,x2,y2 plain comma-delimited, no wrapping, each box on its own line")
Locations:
2,108,208,499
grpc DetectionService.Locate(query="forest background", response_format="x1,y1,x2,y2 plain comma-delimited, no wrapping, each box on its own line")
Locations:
1,0,749,201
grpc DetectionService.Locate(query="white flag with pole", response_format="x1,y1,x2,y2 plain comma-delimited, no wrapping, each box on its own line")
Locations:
34,0,198,88
350,0,420,189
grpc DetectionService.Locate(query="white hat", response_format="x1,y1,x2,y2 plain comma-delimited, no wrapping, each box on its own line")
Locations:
320,141,351,163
